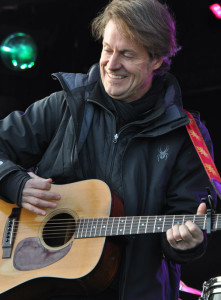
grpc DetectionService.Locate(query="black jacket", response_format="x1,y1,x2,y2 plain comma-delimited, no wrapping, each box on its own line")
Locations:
0,64,215,299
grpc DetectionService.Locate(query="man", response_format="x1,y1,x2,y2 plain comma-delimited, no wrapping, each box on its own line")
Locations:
0,0,215,299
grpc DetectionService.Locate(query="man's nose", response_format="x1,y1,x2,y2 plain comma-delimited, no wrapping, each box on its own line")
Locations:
107,52,121,69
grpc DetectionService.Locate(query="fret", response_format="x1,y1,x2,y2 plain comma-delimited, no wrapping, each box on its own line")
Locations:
217,215,221,230
153,216,157,233
162,216,166,232
111,217,120,236
131,217,139,235
154,217,165,233
196,215,206,230
118,218,126,235
162,216,173,231
80,218,86,238
80,218,87,238
83,218,91,238
174,215,184,225
105,218,109,236
116,217,120,235
75,219,80,238
85,218,91,238
100,218,107,237
130,217,134,235
185,215,195,223
137,217,141,234
110,217,114,236
124,217,133,235
182,215,185,225
145,216,149,233
89,218,94,237
90,218,98,237
193,215,196,226
138,217,148,234
214,214,218,230
123,217,127,234
146,216,156,233
203,214,206,230
74,213,221,240
102,218,114,237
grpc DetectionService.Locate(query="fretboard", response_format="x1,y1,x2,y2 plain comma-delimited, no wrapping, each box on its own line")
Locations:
75,214,221,239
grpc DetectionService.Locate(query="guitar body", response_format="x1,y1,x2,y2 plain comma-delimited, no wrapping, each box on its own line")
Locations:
0,179,123,299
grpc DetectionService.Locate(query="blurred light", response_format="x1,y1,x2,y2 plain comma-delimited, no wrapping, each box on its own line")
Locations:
0,32,37,71
210,3,221,19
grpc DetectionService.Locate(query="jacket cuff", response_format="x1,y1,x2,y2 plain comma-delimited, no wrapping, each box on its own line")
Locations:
0,170,31,206
161,232,207,264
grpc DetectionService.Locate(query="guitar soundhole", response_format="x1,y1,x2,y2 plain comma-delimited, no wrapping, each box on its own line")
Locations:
42,213,75,248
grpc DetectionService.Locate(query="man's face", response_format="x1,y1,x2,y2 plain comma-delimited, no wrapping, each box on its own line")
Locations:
100,20,162,103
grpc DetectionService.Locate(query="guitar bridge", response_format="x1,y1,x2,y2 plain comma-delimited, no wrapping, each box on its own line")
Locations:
2,207,21,258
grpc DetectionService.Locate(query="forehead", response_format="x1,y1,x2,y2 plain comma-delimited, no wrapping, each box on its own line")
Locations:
103,20,149,58
103,20,138,49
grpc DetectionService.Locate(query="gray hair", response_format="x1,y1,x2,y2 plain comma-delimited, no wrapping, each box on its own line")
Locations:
91,0,179,75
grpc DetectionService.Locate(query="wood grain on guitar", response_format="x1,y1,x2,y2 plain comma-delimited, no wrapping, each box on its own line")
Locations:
0,179,123,300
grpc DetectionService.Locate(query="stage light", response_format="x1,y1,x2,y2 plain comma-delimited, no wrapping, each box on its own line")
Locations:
0,32,37,71
210,3,221,19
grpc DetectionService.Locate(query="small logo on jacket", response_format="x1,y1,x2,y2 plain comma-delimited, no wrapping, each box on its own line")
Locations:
157,145,169,162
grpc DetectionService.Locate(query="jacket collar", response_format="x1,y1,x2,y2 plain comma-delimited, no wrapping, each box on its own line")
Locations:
52,64,189,135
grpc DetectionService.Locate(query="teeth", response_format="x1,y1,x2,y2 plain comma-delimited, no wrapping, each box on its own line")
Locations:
108,73,124,79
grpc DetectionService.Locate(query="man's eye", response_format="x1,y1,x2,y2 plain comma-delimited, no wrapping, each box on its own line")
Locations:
123,54,133,59
103,48,112,53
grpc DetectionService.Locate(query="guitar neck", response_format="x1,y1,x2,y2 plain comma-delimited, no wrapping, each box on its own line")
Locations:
75,214,221,239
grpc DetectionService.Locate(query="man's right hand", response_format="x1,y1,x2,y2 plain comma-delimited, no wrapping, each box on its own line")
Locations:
22,172,61,215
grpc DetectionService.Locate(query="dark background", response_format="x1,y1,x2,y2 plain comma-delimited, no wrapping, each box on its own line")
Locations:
0,0,221,299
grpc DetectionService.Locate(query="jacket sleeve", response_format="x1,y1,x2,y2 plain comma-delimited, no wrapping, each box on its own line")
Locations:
161,118,217,264
0,91,66,197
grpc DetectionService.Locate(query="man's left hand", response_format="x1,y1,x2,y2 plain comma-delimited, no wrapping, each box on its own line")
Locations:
166,202,206,250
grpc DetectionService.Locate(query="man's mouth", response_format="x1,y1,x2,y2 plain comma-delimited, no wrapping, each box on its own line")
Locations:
108,73,125,79
105,68,127,79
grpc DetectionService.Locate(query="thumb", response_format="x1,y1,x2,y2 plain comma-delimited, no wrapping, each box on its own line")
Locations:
197,202,207,215
28,172,52,183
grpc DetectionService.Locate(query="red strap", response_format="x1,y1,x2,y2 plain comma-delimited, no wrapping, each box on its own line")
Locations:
185,110,221,184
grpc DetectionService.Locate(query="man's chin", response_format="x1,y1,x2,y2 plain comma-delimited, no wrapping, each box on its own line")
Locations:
106,88,126,100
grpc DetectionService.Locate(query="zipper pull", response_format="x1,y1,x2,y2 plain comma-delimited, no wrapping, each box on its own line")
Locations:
113,133,119,143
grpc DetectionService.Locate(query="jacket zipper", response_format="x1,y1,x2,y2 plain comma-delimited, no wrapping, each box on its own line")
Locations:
87,99,147,144
112,122,135,143
113,133,119,143
87,98,119,142
87,99,119,180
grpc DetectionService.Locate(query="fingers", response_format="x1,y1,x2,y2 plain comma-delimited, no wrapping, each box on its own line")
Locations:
197,202,207,215
23,185,60,201
22,201,53,216
22,173,61,216
166,203,206,249
166,221,204,250
26,172,53,190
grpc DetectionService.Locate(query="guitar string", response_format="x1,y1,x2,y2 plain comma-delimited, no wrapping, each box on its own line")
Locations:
8,214,216,228
6,215,220,238
9,217,211,232
10,214,211,224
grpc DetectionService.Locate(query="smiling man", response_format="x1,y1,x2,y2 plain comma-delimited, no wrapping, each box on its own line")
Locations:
100,20,162,102
0,0,216,300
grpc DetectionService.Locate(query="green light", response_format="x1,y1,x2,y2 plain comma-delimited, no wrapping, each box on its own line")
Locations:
0,32,37,71
12,59,18,66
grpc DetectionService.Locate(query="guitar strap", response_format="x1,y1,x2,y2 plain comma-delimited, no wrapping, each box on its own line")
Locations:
184,110,221,199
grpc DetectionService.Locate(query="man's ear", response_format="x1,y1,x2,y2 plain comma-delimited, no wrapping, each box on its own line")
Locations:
152,57,164,71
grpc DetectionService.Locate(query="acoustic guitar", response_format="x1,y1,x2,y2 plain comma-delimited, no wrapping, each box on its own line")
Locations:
0,179,218,299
